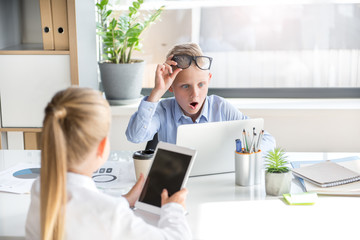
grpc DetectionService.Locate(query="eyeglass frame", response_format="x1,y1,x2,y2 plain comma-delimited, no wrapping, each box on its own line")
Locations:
171,55,213,70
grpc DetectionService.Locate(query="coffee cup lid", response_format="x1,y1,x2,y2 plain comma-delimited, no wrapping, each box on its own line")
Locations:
133,150,154,160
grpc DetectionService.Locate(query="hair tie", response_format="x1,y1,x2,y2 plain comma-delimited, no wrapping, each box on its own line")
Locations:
54,107,67,120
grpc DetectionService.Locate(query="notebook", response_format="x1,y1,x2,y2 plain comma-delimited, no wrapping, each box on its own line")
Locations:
290,156,360,191
176,118,264,176
292,161,360,188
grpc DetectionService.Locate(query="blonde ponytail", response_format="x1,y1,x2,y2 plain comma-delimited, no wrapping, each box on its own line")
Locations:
40,87,110,240
41,112,67,240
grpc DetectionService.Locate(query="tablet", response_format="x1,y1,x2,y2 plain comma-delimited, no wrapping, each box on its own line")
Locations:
134,141,197,215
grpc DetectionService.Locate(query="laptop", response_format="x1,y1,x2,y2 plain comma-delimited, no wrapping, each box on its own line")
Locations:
176,118,264,177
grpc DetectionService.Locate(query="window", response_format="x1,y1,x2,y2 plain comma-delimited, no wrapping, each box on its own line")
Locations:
107,0,360,98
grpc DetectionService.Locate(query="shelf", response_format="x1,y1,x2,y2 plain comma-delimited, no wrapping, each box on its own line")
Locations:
0,43,44,51
0,128,42,150
0,44,69,55
0,128,42,132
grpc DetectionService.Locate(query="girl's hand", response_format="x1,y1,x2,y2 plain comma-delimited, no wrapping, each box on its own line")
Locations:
123,174,145,208
161,188,188,210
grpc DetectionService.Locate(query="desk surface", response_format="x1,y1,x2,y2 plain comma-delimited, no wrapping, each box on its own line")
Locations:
1,151,359,239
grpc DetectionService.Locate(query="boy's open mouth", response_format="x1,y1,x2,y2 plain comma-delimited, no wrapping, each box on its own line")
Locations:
190,102,198,109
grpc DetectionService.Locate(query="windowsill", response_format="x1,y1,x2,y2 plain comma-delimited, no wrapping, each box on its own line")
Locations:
110,98,360,116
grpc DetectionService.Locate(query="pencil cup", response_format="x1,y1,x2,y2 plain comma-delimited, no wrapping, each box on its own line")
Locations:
132,150,154,180
254,150,263,185
234,151,262,186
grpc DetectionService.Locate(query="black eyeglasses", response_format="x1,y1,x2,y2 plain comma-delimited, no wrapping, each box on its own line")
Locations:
172,55,213,70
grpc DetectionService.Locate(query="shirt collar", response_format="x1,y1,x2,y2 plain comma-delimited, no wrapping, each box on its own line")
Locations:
174,96,209,123
67,172,99,192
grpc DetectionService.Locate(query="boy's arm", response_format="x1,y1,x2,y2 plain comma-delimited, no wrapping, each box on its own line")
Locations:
126,56,182,143
221,97,276,153
260,131,276,154
126,97,161,143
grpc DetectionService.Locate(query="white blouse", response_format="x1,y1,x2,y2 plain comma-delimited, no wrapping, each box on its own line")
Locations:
25,172,191,240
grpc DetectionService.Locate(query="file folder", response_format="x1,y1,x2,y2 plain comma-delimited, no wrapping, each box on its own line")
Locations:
39,0,55,50
51,0,69,50
24,132,41,150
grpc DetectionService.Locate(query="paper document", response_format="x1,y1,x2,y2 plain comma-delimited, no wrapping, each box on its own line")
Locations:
92,160,136,190
0,162,40,194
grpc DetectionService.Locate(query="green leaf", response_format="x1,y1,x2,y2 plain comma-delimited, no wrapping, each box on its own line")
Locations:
127,37,139,45
101,0,109,6
95,3,102,10
133,1,140,9
126,27,142,37
109,18,117,29
129,6,137,14
103,10,112,19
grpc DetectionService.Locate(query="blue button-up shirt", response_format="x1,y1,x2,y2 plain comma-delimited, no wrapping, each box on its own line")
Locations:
126,95,276,153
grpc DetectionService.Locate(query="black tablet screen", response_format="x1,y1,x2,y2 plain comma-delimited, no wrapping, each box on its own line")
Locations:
138,148,192,207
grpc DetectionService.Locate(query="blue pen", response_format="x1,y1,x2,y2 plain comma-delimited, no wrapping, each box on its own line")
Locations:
235,139,242,153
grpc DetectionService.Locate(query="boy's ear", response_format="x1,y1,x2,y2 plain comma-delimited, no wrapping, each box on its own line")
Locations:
208,72,212,83
169,86,174,92
97,137,108,157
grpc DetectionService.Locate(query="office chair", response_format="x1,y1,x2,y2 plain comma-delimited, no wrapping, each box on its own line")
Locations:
145,132,158,151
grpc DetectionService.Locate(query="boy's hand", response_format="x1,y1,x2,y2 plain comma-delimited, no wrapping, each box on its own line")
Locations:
148,55,182,102
123,173,145,208
161,188,188,210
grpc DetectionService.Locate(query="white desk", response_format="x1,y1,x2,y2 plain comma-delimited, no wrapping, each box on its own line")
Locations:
0,151,359,240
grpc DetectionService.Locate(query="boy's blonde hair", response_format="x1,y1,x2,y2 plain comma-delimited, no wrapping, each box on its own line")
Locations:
166,42,204,58
40,87,111,240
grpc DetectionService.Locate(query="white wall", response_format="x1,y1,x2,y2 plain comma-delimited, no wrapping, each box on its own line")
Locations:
110,99,360,152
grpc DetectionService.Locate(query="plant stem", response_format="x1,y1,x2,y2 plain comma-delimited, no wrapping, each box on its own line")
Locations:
127,44,134,63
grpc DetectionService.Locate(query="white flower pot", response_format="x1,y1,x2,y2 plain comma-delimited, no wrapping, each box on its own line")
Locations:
265,171,292,196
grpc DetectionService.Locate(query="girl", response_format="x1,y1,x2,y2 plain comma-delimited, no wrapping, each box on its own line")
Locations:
25,87,191,240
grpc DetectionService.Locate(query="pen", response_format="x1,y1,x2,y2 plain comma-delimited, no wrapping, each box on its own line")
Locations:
251,128,256,153
243,129,249,152
235,139,242,153
256,130,264,152
249,132,256,153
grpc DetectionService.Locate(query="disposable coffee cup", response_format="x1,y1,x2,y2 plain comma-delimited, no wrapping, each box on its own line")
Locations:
133,150,154,180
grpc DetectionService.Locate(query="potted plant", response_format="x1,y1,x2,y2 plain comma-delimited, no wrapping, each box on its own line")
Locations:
264,147,292,196
96,0,164,105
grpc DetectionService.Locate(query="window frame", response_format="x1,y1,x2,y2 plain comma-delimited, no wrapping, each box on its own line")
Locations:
141,88,360,98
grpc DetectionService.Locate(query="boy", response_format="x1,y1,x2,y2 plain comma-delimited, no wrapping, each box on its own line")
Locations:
126,43,275,153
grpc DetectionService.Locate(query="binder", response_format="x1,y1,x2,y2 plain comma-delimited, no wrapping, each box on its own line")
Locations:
24,132,41,150
51,0,69,50
39,0,69,50
39,0,55,50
